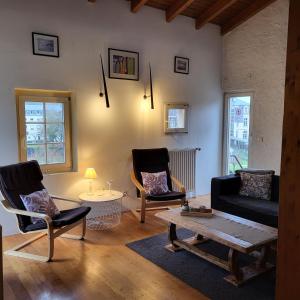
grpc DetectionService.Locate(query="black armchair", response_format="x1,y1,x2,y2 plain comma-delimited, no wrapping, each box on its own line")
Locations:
0,161,91,262
131,148,186,223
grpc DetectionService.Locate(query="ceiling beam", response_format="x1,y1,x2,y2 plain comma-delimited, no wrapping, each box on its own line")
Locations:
221,0,277,35
131,0,149,13
195,0,238,30
166,0,195,22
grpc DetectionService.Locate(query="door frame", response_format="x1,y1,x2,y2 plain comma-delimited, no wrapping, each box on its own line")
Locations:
222,91,254,175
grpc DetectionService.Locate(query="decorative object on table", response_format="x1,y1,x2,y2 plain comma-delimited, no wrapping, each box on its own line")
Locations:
32,32,59,57
174,56,189,74
108,48,139,80
164,103,189,133
143,63,154,109
106,180,113,194
99,54,110,108
0,161,91,262
180,203,213,217
182,202,190,212
79,190,123,230
84,168,98,195
131,148,186,223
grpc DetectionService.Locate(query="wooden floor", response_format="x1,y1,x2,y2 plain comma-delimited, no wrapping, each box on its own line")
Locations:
3,211,208,300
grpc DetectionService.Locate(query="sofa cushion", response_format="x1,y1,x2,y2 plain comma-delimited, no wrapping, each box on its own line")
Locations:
217,195,278,227
239,172,272,200
235,169,275,175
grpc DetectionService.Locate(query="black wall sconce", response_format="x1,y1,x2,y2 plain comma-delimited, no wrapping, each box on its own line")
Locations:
143,63,154,109
99,54,110,108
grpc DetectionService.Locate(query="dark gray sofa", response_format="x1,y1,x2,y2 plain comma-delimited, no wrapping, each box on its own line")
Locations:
211,174,279,228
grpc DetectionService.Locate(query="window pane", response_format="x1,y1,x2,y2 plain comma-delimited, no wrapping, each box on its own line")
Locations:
27,144,46,164
25,102,44,122
168,108,185,129
227,96,251,174
46,124,64,143
47,144,65,164
26,124,45,144
46,103,64,122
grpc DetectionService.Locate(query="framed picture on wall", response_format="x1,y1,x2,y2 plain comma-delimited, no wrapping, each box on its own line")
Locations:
108,48,139,80
32,32,59,57
174,56,189,74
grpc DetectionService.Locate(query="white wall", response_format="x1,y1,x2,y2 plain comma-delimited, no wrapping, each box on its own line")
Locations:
0,0,223,235
222,0,289,174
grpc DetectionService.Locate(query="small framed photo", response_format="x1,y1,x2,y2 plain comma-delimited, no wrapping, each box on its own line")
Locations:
108,48,139,81
32,32,59,58
174,56,189,74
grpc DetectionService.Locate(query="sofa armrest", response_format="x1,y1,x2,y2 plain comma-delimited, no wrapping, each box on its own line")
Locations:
211,175,241,208
271,175,280,202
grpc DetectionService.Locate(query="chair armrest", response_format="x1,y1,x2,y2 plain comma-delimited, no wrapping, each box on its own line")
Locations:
50,195,80,205
130,170,146,196
1,199,52,224
171,176,186,193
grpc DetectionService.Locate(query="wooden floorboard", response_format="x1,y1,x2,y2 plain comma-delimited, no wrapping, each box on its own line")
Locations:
3,211,208,300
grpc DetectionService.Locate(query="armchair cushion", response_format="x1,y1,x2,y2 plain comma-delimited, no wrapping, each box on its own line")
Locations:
24,206,91,232
146,191,185,201
218,195,278,227
141,171,170,195
20,189,60,224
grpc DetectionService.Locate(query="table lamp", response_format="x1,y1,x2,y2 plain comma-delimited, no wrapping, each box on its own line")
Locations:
84,168,97,195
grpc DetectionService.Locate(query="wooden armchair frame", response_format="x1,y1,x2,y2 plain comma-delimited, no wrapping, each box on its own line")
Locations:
1,196,86,262
130,170,186,223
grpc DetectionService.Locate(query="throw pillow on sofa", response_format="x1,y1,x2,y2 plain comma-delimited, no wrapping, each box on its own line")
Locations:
239,172,272,200
20,189,60,224
235,169,275,176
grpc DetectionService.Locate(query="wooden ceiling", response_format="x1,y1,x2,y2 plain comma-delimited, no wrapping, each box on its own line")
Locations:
89,0,277,35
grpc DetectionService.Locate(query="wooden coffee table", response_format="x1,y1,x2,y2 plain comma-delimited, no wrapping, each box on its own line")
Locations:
156,204,278,286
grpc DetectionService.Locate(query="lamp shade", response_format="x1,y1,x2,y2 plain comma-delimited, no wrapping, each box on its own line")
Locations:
84,168,97,179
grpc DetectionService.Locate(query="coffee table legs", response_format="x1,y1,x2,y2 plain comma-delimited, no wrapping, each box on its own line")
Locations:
166,222,274,286
166,223,206,252
224,245,274,286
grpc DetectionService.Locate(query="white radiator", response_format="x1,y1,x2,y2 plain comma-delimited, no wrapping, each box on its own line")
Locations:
169,148,200,198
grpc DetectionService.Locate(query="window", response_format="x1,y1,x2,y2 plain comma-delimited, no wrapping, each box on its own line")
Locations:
16,89,72,173
223,93,252,175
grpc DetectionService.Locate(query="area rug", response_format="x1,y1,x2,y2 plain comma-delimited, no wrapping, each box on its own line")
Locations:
126,229,275,300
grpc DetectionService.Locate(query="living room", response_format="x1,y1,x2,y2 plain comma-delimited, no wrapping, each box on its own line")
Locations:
0,0,298,299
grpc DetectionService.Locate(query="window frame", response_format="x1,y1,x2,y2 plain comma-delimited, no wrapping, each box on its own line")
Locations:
16,89,73,174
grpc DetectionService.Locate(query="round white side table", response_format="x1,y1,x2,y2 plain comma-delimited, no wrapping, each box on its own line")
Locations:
79,190,123,230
